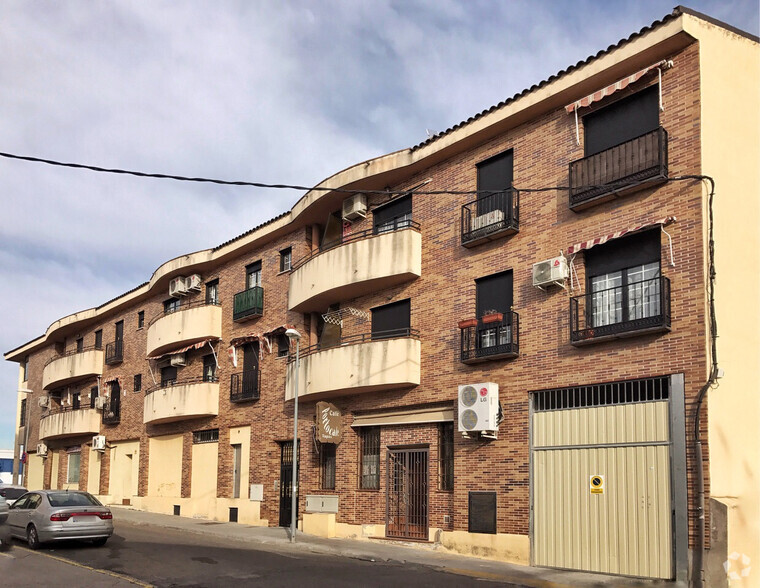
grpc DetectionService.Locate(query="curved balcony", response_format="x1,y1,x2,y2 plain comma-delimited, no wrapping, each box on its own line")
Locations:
285,329,421,401
143,377,219,425
146,301,222,357
288,224,421,313
40,407,101,441
42,347,104,390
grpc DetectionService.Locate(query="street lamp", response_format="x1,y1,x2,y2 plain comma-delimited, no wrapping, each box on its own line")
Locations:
285,328,302,543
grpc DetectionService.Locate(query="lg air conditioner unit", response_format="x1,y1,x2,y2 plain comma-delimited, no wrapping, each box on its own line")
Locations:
458,383,499,433
532,256,568,289
341,193,367,221
92,435,106,451
170,353,186,367
38,395,49,408
169,276,188,297
36,443,48,457
94,396,107,410
185,274,202,292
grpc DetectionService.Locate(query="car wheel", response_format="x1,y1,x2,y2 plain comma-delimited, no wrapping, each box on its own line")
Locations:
91,537,108,547
26,525,40,550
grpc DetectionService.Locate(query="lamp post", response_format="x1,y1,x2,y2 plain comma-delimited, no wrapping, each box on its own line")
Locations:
285,328,302,543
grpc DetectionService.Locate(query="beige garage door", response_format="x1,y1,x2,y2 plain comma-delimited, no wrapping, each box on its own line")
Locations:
531,378,673,580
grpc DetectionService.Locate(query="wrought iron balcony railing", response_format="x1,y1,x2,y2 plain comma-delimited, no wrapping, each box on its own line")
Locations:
570,276,671,345
230,369,261,403
233,286,264,322
101,397,121,425
459,312,519,364
569,127,668,210
105,340,124,365
288,327,420,362
461,189,519,247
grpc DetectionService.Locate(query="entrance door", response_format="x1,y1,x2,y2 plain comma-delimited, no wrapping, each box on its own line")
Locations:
386,448,428,540
278,441,299,527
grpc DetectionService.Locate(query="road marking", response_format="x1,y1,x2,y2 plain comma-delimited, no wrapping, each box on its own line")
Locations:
15,546,154,587
0,551,14,559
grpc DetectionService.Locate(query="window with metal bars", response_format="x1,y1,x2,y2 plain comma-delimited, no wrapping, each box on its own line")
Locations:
439,422,454,491
19,398,26,426
359,427,380,489
320,443,336,490
532,376,670,412
193,429,219,444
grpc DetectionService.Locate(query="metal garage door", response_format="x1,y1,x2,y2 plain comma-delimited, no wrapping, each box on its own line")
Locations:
531,377,674,579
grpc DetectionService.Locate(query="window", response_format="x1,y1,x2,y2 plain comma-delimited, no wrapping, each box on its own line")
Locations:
439,422,454,491
137,311,145,329
371,299,411,340
277,333,289,358
71,392,80,410
373,195,412,234
94,330,103,349
279,248,292,272
583,85,659,156
76,337,83,352
19,398,26,427
133,374,142,392
67,451,81,484
203,355,217,382
359,427,380,489
475,271,513,350
586,230,661,327
476,150,514,215
320,443,336,490
164,298,180,314
21,356,28,382
205,279,219,305
161,366,177,387
89,386,98,408
246,261,262,289
193,429,219,444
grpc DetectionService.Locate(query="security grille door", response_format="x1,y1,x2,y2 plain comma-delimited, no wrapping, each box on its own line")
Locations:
279,442,299,527
386,448,428,540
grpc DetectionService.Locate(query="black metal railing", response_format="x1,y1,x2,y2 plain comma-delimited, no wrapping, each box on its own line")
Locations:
101,397,121,425
570,276,671,344
148,299,221,327
461,189,519,246
459,312,519,363
569,127,668,209
288,327,420,362
144,375,219,396
43,344,103,369
230,369,261,403
290,221,421,271
232,286,264,321
105,340,124,364
41,405,95,419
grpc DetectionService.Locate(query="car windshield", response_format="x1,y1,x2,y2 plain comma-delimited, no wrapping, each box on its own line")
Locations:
46,492,102,507
0,488,28,500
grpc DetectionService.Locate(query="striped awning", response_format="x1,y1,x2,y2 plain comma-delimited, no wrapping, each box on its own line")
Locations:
565,60,669,113
567,216,676,255
103,376,120,384
146,338,217,360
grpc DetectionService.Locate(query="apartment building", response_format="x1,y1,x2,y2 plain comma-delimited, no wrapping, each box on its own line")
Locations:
5,7,758,585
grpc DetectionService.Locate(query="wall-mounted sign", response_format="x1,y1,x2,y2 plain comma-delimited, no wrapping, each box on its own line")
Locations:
316,401,342,444
590,474,605,494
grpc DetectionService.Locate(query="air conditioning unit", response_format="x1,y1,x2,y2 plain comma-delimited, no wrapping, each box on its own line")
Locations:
185,274,202,292
92,435,106,451
458,383,499,433
38,395,49,408
170,353,186,367
532,256,568,289
169,276,188,297
471,209,505,231
94,396,107,410
341,193,367,221
36,443,48,457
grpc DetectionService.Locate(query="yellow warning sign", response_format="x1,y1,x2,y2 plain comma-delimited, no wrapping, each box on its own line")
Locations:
590,474,604,494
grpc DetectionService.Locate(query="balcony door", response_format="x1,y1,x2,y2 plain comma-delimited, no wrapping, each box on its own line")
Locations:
475,271,513,349
476,150,513,216
242,343,259,397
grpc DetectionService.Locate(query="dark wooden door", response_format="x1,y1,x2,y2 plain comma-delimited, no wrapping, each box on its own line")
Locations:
386,448,429,540
278,441,299,527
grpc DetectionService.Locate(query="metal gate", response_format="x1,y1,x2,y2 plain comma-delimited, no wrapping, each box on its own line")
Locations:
531,377,674,579
386,448,428,540
278,441,299,527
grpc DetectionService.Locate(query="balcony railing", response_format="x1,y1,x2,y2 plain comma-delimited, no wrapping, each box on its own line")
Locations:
145,375,217,395
230,369,261,403
288,328,421,361
461,190,519,247
460,312,519,363
570,276,671,345
43,344,102,368
105,340,124,365
233,286,264,321
569,127,668,210
101,397,121,425
149,299,221,327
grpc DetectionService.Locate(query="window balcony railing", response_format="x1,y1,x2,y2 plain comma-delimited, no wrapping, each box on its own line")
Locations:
148,299,221,327
570,276,671,345
459,311,519,364
104,340,124,365
569,127,668,210
230,369,261,403
288,328,421,361
233,286,264,322
461,189,519,247
145,375,218,395
101,397,121,425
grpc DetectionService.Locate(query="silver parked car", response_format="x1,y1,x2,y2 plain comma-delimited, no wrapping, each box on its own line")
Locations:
0,495,10,551
7,490,113,549
0,485,29,506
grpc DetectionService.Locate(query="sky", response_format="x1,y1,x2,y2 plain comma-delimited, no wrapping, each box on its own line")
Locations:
0,0,758,449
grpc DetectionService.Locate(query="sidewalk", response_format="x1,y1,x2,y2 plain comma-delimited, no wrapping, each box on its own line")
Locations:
111,506,681,588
